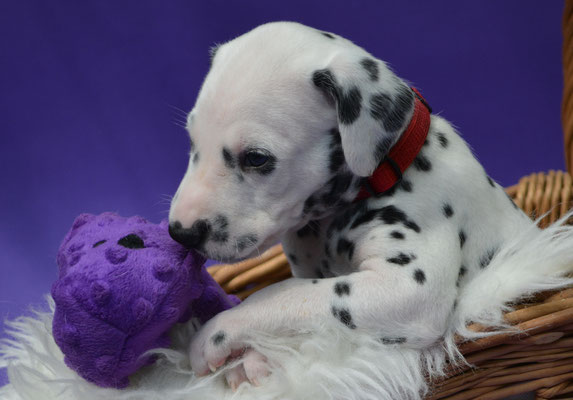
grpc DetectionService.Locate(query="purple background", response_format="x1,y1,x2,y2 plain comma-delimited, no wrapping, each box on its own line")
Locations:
0,0,566,387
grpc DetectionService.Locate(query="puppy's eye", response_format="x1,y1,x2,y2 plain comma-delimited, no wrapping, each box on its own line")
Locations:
243,151,270,168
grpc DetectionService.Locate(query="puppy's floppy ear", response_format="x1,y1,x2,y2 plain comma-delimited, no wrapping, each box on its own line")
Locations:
312,51,415,177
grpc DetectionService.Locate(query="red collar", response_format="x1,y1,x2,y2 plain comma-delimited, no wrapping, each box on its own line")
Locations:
355,88,431,201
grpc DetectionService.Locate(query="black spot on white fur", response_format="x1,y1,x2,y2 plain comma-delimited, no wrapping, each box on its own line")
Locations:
404,220,420,232
459,230,466,248
93,240,106,248
236,234,257,252
330,127,342,144
288,253,298,266
215,215,228,227
390,231,405,240
487,175,495,188
437,132,448,148
312,69,362,125
351,205,421,233
321,32,335,39
479,248,497,269
303,196,316,215
321,173,354,207
381,337,406,345
211,331,226,345
312,69,337,97
413,269,426,284
331,306,356,329
305,173,359,220
400,180,413,192
328,129,345,173
376,178,412,198
334,281,351,296
386,253,413,265
443,203,454,218
360,58,379,81
336,238,355,260
222,147,235,168
457,265,467,287
211,215,229,243
506,192,519,210
338,86,362,125
193,152,199,164
413,154,432,172
328,202,367,235
370,85,414,133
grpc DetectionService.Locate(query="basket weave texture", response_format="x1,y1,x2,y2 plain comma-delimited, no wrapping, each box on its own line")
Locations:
207,3,573,398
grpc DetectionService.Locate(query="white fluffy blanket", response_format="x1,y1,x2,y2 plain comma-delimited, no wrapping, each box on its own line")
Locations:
2,215,573,400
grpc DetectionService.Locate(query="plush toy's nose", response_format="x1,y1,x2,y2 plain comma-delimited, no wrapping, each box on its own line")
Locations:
168,219,211,249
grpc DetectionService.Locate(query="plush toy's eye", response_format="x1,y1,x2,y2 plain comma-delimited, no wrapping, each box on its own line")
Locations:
242,151,270,168
118,234,145,249
93,240,106,248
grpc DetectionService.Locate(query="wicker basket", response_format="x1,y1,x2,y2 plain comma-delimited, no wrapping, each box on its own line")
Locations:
206,3,573,399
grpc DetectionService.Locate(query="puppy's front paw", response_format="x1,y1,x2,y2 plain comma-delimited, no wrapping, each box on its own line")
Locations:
190,312,270,387
190,313,240,376
190,311,252,374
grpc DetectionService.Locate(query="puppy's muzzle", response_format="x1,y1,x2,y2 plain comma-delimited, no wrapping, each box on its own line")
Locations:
168,219,211,249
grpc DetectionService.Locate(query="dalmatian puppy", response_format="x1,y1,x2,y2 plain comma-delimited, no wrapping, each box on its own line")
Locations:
168,21,532,388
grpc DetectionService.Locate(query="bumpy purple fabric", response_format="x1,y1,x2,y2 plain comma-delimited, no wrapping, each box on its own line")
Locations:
51,213,240,388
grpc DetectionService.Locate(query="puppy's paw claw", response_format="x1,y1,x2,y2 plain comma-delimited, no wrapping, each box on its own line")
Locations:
225,364,248,392
243,348,271,386
208,363,217,373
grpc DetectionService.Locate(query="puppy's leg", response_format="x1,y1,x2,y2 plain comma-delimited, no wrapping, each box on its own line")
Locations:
190,250,459,376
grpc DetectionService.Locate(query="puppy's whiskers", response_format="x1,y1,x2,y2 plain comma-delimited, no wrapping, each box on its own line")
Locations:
171,118,188,129
157,194,174,206
166,103,190,118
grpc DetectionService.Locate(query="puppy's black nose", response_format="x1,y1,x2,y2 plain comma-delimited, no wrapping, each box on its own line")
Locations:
168,219,211,249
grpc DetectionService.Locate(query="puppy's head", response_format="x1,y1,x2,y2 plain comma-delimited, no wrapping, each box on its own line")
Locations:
169,22,415,261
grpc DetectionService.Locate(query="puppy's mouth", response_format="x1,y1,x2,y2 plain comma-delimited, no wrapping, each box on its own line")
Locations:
206,253,245,264
203,249,256,264
203,233,280,264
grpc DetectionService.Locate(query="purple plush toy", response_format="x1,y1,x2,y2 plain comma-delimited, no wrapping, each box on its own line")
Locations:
51,212,240,388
